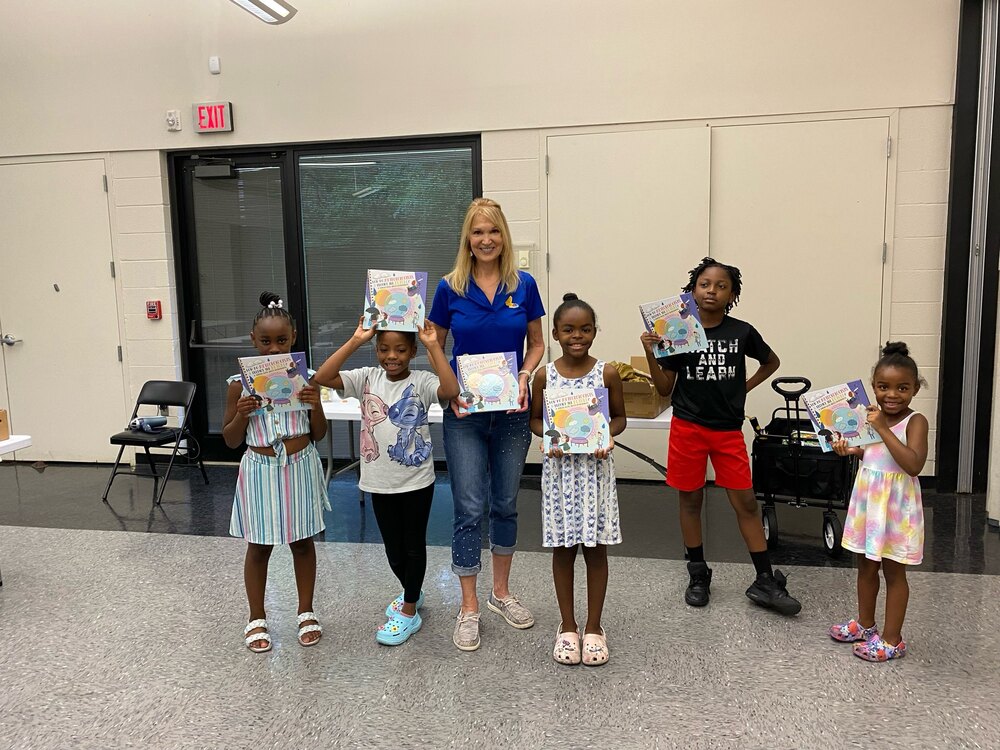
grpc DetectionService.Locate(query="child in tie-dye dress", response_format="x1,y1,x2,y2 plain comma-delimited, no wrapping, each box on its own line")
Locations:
828,342,929,662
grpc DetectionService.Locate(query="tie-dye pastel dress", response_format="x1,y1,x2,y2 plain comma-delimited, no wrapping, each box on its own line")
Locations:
841,411,923,565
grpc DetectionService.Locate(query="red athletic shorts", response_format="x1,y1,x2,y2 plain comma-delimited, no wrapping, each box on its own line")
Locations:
666,415,752,492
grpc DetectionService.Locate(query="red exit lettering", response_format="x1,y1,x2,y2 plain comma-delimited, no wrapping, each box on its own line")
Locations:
194,102,232,133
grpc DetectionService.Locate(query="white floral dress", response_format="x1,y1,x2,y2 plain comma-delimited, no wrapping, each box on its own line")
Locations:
541,360,621,547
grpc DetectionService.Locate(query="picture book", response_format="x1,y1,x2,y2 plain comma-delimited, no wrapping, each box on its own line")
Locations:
638,292,708,357
801,379,881,453
456,352,520,413
362,269,428,332
542,387,611,455
238,352,311,414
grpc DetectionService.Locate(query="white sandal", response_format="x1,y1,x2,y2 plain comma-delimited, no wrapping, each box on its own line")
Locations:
297,611,322,646
553,626,582,665
244,618,272,653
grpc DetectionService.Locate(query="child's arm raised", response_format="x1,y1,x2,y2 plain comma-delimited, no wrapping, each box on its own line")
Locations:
222,380,257,449
596,363,628,460
867,407,929,477
311,316,375,391
746,349,780,393
640,332,677,397
419,321,460,401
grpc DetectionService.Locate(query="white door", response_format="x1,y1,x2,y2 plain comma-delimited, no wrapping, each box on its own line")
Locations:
546,126,712,478
0,159,126,461
710,118,890,428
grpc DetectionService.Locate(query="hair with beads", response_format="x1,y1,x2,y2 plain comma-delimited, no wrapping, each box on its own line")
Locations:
552,292,596,327
873,341,925,387
252,291,297,332
682,257,743,313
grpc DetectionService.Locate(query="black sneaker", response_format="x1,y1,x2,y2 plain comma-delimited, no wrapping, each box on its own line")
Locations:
685,561,712,607
745,569,802,616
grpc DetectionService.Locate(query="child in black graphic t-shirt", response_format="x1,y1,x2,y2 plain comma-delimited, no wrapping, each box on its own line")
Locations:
641,257,801,616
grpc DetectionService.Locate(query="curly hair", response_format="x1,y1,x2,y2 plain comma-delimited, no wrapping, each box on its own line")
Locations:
252,291,297,331
681,257,742,313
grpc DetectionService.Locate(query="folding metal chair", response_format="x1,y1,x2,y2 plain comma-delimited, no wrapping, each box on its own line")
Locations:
102,380,209,505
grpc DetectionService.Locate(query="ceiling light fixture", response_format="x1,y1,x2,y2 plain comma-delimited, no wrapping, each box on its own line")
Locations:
227,0,297,24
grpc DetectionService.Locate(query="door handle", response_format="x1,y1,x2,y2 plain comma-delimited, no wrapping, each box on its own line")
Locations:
1,334,21,346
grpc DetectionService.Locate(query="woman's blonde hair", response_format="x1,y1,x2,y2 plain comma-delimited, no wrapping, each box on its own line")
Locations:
443,198,520,297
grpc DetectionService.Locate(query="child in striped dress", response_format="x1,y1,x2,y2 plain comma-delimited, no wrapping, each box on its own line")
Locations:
224,292,331,653
829,342,929,662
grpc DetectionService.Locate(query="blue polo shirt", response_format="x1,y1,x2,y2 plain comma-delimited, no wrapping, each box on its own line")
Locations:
428,271,545,371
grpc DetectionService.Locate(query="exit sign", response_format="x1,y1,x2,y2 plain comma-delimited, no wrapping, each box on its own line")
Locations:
193,101,234,133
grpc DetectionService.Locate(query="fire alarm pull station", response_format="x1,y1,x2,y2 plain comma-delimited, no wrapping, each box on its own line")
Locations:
146,300,162,320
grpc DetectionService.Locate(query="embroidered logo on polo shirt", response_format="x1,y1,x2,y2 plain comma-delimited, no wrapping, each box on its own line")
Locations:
505,296,518,308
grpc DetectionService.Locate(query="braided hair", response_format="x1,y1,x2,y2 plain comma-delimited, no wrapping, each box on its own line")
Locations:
252,291,297,331
874,341,925,387
552,292,596,327
681,257,742,313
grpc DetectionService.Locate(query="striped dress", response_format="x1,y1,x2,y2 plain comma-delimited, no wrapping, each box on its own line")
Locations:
228,375,331,545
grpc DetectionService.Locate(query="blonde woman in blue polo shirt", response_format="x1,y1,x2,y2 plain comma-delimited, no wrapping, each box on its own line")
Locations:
429,198,546,652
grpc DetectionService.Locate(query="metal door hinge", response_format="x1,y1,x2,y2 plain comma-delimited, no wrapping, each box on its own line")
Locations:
886,137,892,158
882,242,887,263
102,174,109,192
546,252,550,271
110,261,116,278
117,345,123,362
545,155,550,175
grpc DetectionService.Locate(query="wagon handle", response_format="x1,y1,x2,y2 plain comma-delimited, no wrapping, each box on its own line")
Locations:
771,376,811,399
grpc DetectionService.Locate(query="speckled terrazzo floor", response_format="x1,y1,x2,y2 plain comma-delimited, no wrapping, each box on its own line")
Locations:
1,525,999,749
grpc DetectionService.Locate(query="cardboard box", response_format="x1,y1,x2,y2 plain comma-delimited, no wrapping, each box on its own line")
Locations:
0,409,9,441
622,356,670,419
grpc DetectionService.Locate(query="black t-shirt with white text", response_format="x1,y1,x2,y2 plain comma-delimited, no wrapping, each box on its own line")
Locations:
656,315,771,431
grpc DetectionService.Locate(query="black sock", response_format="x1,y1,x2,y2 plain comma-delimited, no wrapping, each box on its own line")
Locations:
686,545,705,564
750,550,772,577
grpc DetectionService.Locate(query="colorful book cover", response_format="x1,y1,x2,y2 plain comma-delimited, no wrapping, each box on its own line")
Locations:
542,387,611,455
456,352,519,413
801,379,882,453
638,292,708,356
238,352,311,414
362,269,428,332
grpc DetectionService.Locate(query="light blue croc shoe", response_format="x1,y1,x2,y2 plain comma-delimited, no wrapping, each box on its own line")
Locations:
385,590,425,618
376,612,423,646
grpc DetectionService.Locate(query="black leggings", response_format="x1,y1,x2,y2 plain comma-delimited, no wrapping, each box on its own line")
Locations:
370,484,434,604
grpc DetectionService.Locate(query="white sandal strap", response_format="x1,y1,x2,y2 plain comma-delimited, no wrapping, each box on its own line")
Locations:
244,618,268,635
298,623,323,636
296,611,318,625
245,631,272,646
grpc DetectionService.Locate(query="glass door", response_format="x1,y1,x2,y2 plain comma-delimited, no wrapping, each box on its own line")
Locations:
175,152,303,459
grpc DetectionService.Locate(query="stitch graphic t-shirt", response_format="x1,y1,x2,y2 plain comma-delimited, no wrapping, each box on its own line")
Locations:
656,316,771,431
337,367,441,494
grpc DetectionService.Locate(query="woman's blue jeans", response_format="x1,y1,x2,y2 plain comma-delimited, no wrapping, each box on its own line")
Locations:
443,409,532,576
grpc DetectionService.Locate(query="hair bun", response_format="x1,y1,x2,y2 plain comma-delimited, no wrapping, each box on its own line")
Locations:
882,341,910,358
259,291,281,307
562,292,579,302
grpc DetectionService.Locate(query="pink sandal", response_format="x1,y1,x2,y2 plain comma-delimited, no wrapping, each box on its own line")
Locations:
553,627,581,665
582,628,609,666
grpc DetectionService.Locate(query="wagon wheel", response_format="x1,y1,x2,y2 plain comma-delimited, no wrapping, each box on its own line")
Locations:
762,505,779,549
823,512,843,558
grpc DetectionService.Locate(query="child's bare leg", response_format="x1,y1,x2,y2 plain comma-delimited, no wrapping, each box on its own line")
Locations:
244,542,273,648
678,488,705,548
880,559,909,645
552,546,579,632
289,537,320,643
857,555,881,629
582,544,609,635
726,488,767,552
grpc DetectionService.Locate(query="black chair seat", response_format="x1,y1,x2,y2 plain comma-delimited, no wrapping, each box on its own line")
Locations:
110,428,185,447
102,380,208,505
